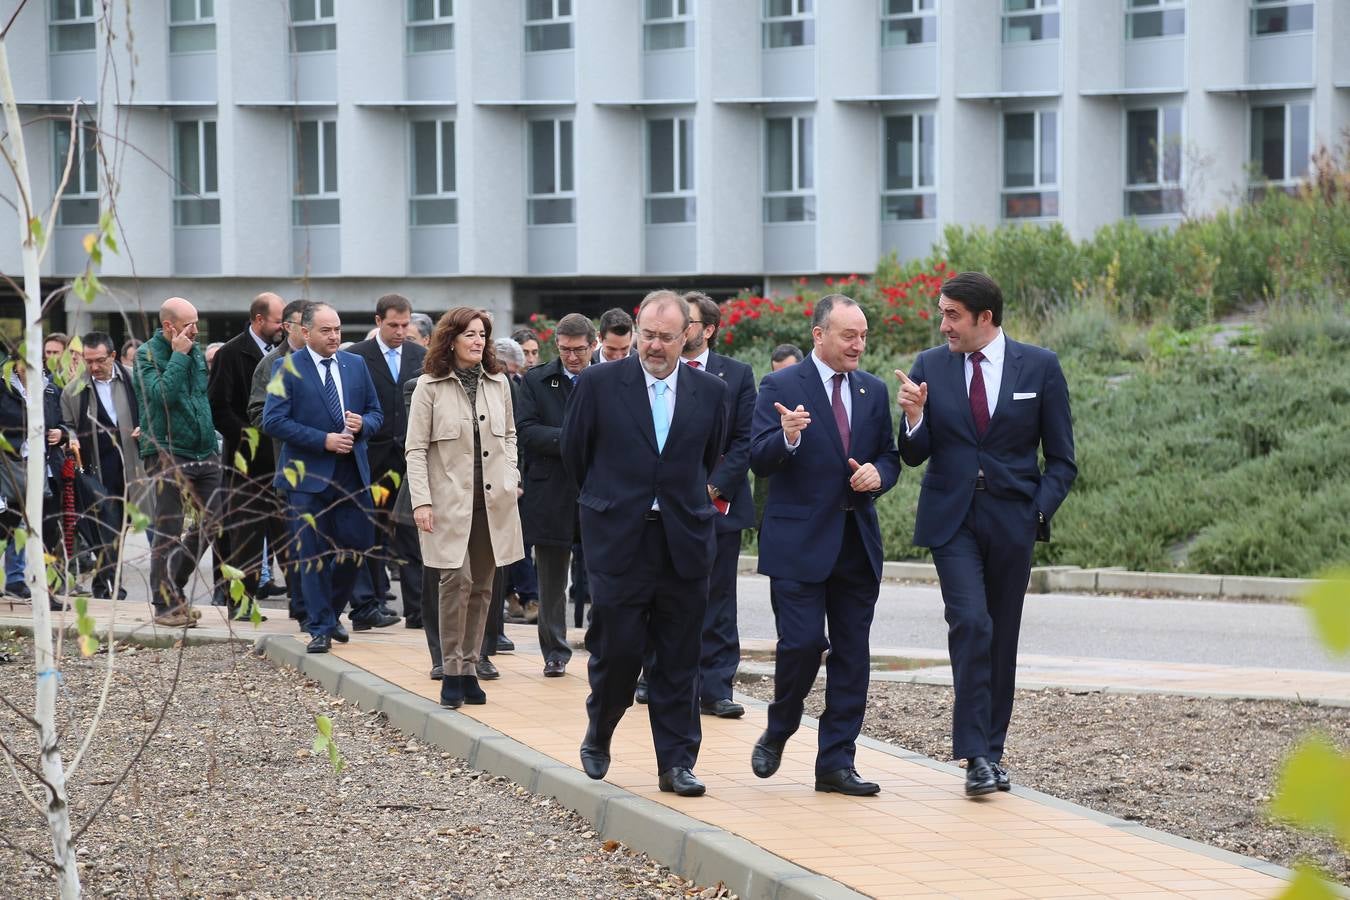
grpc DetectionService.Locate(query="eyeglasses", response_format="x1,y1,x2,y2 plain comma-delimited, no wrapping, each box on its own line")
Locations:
639,330,683,345
688,320,704,326
557,345,591,357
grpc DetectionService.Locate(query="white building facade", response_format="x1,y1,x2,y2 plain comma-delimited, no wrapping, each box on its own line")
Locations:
4,0,1348,339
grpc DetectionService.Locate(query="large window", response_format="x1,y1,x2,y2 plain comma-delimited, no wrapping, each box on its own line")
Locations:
881,0,936,47
174,120,219,226
290,0,336,53
528,119,574,225
646,118,694,224
50,0,96,52
1125,107,1182,216
1250,0,1313,35
407,0,453,53
53,120,98,226
1250,102,1311,186
169,0,215,52
763,0,813,49
526,0,573,52
1002,110,1058,218
1003,0,1059,43
410,120,457,225
294,120,339,226
883,113,935,221
1127,0,1184,39
645,0,692,51
764,116,814,222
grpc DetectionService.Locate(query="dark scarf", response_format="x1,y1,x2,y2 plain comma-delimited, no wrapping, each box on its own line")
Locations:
453,364,482,409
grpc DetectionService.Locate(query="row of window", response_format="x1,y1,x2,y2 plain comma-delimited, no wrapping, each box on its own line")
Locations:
51,101,1314,232
47,0,1318,55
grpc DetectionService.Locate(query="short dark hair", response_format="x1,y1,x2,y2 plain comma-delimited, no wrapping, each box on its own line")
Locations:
301,301,334,329
771,343,803,365
45,332,70,348
249,293,278,321
812,294,860,331
511,328,539,346
555,313,597,343
597,307,633,338
81,331,116,355
940,271,1003,327
282,299,312,323
683,292,721,333
376,293,413,319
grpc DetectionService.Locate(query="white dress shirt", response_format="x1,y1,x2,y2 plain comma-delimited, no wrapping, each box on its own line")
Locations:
643,363,679,508
376,333,401,378
249,325,271,355
785,350,852,450
682,348,710,370
904,328,1006,436
93,372,119,427
307,346,346,414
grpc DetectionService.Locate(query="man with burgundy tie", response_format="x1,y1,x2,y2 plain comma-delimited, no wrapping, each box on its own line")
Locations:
749,294,900,796
896,271,1076,797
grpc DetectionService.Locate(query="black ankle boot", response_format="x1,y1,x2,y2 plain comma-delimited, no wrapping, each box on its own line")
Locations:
462,674,486,705
439,675,464,708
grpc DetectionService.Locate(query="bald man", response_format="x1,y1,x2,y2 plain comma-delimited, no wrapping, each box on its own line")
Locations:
208,292,285,613
135,297,223,628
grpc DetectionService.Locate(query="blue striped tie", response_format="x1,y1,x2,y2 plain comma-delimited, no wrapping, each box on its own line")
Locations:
321,358,344,429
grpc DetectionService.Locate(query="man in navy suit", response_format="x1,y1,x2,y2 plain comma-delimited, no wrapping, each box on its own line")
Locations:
897,271,1076,797
261,302,386,654
749,294,901,796
561,290,727,798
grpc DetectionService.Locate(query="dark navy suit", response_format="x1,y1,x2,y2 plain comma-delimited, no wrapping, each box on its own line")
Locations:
262,349,384,639
900,335,1076,763
750,355,900,775
561,354,726,773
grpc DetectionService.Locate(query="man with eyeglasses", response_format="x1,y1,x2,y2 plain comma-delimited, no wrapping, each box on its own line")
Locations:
515,312,597,679
562,290,727,798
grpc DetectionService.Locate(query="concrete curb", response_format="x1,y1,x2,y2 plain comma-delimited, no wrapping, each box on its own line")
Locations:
254,634,868,900
736,555,1314,602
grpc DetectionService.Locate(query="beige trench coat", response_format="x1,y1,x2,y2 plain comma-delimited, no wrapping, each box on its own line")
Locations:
405,369,525,570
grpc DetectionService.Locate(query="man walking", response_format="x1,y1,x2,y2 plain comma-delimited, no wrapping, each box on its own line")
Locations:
261,302,390,653
561,290,726,797
896,271,1076,796
749,294,900,795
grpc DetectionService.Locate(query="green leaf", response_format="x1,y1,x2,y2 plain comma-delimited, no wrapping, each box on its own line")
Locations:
127,504,150,533
315,714,333,738
234,451,248,474
0,434,13,454
283,354,300,376
266,372,288,398
102,231,118,255
72,274,95,304
300,513,317,531
387,471,402,489
283,465,298,489
1305,568,1350,655
250,603,262,626
229,580,245,602
242,427,260,457
293,460,306,482
1277,865,1340,900
13,528,26,552
1269,734,1350,843
28,217,44,247
220,564,245,581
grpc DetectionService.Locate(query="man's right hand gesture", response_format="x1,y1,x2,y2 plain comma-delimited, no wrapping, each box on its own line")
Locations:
894,369,928,430
166,322,194,356
325,431,354,454
774,402,811,445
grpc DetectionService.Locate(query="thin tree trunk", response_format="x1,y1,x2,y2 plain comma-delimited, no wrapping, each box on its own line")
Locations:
0,33,82,900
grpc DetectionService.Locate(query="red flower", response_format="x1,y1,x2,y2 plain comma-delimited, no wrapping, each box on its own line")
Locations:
918,309,930,320
529,313,539,322
824,276,834,286
723,332,734,345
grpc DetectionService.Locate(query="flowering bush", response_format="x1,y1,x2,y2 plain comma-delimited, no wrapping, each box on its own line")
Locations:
524,312,557,343
719,262,951,355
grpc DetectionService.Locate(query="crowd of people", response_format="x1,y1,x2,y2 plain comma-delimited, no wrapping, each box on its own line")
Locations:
0,271,1075,801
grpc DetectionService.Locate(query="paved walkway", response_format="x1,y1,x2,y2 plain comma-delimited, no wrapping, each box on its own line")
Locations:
3,597,1306,898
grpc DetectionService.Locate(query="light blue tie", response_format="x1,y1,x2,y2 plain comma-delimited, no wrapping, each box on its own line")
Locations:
386,347,399,380
652,381,670,452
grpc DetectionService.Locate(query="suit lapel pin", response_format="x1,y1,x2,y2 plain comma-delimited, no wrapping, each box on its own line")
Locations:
860,388,866,395
550,378,559,388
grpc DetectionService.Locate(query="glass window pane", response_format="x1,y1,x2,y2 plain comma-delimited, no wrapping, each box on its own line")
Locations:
79,126,97,193
409,23,453,52
1125,188,1183,216
1039,111,1057,184
202,122,217,193
176,122,201,195
1251,106,1285,180
441,121,455,192
765,0,794,16
411,197,457,226
1289,104,1310,178
293,23,336,51
51,23,96,52
1003,113,1034,188
1129,11,1163,39
649,119,674,193
1162,107,1182,182
56,0,78,19
1003,190,1058,218
170,0,197,22
885,116,914,191
409,0,435,21
765,119,792,192
53,123,72,190
646,0,675,18
322,122,338,193
297,122,319,195
1004,0,1034,11
526,0,554,21
526,22,572,51
1288,3,1314,31
320,0,334,18
797,118,813,190
292,197,339,226
917,114,935,187
202,0,214,16
176,197,220,226
886,0,916,13
644,21,688,50
290,0,313,22
647,196,695,224
1125,109,1157,185
677,118,693,191
60,198,100,226
530,121,555,194
764,195,815,222
559,120,573,192
412,122,438,195
170,23,216,52
529,197,574,225
883,193,935,220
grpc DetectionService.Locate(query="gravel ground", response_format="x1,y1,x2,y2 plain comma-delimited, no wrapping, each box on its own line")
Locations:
0,635,735,900
737,673,1350,884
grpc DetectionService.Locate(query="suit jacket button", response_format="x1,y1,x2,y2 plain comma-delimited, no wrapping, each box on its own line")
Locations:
482,450,489,458
484,484,491,491
479,415,486,421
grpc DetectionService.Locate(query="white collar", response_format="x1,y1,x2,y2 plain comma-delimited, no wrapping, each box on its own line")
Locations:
809,350,850,385
683,348,710,369
376,334,400,357
248,325,271,353
307,346,337,369
969,328,1006,366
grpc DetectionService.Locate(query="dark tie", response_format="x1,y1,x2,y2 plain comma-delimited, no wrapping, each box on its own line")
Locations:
687,360,701,369
321,358,344,430
968,350,989,437
831,372,850,456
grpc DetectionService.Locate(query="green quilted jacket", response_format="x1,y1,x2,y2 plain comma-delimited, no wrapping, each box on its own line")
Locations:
135,332,216,460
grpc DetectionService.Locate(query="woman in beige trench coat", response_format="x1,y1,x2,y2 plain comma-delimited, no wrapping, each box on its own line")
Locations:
406,307,524,708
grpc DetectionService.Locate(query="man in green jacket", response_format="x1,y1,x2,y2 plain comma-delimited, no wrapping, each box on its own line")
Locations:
136,297,221,627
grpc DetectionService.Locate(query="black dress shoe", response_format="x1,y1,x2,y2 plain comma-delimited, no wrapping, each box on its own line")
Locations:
751,732,786,779
993,762,1011,792
496,634,515,653
306,634,331,654
543,658,566,677
634,678,649,704
439,675,463,709
476,655,499,680
258,581,288,599
351,611,400,630
658,767,705,797
579,726,612,780
815,768,880,796
5,580,31,599
404,618,423,629
965,756,998,797
462,675,487,705
331,623,350,643
700,698,745,719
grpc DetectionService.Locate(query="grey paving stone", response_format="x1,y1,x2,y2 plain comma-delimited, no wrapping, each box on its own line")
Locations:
681,829,816,900
378,690,441,737
774,873,871,900
470,735,562,792
422,709,500,759
336,670,397,712
601,796,706,868
534,765,631,826
296,652,346,692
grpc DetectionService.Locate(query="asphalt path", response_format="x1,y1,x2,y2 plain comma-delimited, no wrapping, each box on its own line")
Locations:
732,575,1350,672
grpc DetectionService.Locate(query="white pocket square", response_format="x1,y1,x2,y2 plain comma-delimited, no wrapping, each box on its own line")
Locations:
1013,392,1037,400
